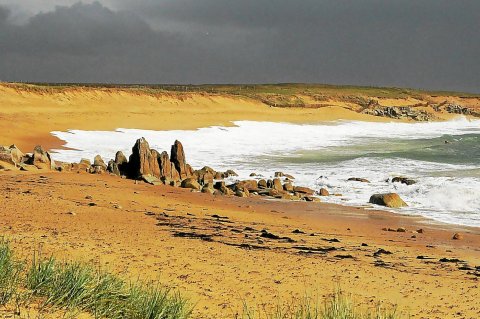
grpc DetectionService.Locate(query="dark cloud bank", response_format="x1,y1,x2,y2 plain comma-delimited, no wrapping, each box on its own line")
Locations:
0,1,479,92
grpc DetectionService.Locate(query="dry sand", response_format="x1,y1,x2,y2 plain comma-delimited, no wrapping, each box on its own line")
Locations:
0,171,478,318
0,83,479,318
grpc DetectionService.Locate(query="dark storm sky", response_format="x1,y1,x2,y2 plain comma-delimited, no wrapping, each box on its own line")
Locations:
0,1,479,92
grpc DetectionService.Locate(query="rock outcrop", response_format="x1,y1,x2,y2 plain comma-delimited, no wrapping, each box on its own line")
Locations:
128,138,159,179
369,193,407,208
171,140,193,180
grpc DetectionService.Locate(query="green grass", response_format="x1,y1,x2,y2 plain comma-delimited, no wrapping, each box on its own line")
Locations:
1,240,192,318
241,291,405,319
1,240,407,319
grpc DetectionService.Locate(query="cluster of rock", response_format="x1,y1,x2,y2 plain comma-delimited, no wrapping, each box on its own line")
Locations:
362,106,433,121
440,103,480,117
0,145,55,171
1,138,413,208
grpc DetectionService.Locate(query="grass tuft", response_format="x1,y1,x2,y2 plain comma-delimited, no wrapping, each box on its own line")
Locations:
0,239,23,305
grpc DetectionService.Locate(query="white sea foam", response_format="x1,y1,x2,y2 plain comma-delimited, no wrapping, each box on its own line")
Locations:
51,117,480,227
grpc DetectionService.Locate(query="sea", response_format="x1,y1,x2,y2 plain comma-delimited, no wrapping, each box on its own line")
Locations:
51,117,480,227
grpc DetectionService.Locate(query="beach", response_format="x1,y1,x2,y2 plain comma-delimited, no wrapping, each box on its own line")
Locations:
1,83,479,318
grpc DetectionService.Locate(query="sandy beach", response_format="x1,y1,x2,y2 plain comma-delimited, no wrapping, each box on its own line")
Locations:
1,83,479,318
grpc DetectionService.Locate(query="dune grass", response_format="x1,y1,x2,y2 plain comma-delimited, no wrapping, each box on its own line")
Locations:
241,292,405,319
0,239,192,318
1,239,406,319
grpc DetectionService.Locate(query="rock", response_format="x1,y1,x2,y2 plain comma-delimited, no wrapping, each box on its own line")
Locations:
348,177,370,183
392,177,416,185
318,188,330,196
274,171,284,177
78,159,91,171
304,196,320,202
171,140,193,179
397,227,406,232
258,179,267,188
107,160,121,176
0,145,25,166
452,233,463,240
201,184,215,195
115,151,129,174
369,193,407,208
129,138,160,179
417,228,424,234
223,169,238,177
235,189,249,197
274,171,294,179
293,186,315,195
27,146,55,170
234,180,258,191
250,172,258,177
195,166,216,185
272,178,283,191
142,175,162,185
158,151,180,182
181,178,201,190
214,172,224,180
283,182,294,192
93,155,107,169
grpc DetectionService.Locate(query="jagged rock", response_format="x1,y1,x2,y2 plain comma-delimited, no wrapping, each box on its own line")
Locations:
214,172,224,180
107,160,121,176
348,177,370,183
283,182,294,192
319,188,330,196
258,179,267,188
158,151,180,182
27,146,55,170
128,138,160,179
369,193,407,208
392,177,416,185
171,140,193,179
181,178,201,190
272,178,283,191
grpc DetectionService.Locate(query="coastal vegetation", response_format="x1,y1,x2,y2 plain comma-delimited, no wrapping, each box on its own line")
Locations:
1,239,405,319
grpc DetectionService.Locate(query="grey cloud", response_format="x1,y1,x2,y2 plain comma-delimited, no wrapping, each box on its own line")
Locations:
0,1,479,92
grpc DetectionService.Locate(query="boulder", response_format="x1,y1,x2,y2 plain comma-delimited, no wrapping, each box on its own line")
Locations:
235,189,249,198
274,171,295,179
283,182,294,192
272,178,283,191
391,177,416,185
27,146,55,170
115,151,129,175
258,179,267,189
142,174,162,185
234,180,258,191
452,233,463,240
171,140,193,179
107,160,121,176
214,172,224,180
195,166,216,185
181,178,201,190
304,196,321,202
318,188,330,196
224,169,238,177
0,145,25,166
91,155,107,174
293,186,315,195
369,193,407,208
348,177,370,183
